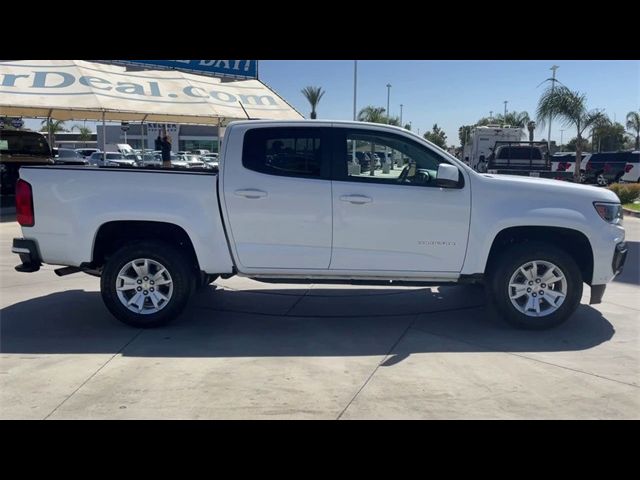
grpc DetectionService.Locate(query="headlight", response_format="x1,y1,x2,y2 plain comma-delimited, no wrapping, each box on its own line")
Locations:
594,202,623,225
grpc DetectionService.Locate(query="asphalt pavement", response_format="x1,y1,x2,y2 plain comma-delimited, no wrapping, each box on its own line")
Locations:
1,211,638,419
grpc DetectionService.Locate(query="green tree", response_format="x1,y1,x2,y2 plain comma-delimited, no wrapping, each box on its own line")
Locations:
496,110,530,128
536,85,605,181
626,111,640,150
423,123,447,149
404,123,412,131
458,125,473,148
300,86,325,119
592,121,627,152
566,136,591,152
72,124,93,147
40,119,67,145
526,121,536,142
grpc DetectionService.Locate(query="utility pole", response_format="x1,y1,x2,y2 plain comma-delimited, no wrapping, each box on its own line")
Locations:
386,84,392,171
386,84,392,123
547,65,559,151
353,61,358,121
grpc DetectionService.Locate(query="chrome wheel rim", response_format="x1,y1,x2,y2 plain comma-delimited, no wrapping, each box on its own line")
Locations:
597,174,607,186
508,260,567,317
116,258,173,315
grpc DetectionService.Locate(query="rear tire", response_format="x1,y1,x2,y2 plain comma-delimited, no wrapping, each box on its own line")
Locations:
100,241,196,328
489,241,583,329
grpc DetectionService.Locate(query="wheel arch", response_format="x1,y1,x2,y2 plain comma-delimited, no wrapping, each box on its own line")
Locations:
484,226,594,285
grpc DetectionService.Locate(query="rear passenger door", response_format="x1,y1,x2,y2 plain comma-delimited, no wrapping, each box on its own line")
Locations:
222,125,333,270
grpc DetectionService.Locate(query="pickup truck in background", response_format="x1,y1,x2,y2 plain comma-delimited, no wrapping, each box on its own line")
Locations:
12,120,627,330
1,129,53,195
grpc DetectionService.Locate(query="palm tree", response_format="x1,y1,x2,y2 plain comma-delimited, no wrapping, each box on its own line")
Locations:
526,121,536,142
497,110,530,128
626,111,640,150
357,106,388,176
537,86,605,182
300,86,325,119
40,119,67,145
72,124,93,147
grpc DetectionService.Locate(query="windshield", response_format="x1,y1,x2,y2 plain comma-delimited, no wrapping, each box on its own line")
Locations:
58,149,79,158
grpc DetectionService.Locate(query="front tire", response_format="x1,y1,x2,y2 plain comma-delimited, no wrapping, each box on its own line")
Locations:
100,241,195,328
489,242,583,329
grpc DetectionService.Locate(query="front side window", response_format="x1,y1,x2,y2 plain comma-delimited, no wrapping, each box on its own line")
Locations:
335,128,452,187
243,127,329,179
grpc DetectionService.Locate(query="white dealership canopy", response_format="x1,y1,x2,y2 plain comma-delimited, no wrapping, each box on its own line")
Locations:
0,60,303,125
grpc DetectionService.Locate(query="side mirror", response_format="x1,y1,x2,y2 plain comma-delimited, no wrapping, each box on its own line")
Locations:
436,163,460,188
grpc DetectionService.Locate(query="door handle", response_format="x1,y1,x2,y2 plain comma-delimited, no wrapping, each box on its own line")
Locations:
235,189,267,199
340,195,372,204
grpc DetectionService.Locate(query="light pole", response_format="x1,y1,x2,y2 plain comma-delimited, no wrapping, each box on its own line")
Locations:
386,83,392,171
386,84,392,123
560,129,565,151
489,110,493,121
353,61,358,121
503,101,508,120
400,104,403,127
547,65,559,151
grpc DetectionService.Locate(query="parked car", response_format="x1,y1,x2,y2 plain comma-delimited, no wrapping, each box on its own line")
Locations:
190,149,211,156
1,129,53,195
88,152,137,168
583,151,638,186
619,151,640,183
177,154,207,169
12,120,627,331
75,148,100,159
54,148,89,166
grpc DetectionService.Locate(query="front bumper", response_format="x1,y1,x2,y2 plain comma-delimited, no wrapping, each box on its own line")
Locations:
590,241,628,305
612,241,628,275
12,238,41,272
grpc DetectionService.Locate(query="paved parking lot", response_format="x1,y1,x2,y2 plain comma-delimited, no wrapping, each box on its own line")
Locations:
1,213,638,419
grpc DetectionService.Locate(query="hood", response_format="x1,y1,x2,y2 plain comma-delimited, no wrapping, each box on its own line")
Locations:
477,173,620,203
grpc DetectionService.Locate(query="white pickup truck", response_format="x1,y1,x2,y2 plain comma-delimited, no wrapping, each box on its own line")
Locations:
12,120,628,329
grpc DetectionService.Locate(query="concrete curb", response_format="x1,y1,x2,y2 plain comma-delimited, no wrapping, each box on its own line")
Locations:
623,207,640,218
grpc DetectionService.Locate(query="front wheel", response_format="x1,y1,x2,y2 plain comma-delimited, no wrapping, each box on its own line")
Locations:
489,242,583,329
100,241,196,328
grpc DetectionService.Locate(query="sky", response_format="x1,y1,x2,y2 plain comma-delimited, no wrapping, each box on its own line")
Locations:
22,60,640,147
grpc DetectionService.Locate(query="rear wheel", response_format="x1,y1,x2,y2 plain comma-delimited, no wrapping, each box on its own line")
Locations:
100,241,196,328
489,242,583,329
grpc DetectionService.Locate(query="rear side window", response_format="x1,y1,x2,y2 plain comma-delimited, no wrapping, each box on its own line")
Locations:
242,127,330,179
497,147,542,160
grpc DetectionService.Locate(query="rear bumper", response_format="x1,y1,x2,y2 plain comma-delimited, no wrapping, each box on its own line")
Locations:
12,238,42,272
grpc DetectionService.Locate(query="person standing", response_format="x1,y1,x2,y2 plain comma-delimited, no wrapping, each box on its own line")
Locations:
154,135,162,151
161,135,172,168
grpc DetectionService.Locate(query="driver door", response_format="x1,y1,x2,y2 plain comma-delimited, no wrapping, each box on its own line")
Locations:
329,126,471,273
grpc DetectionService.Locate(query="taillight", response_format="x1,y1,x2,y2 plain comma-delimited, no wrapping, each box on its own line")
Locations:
16,179,34,227
625,164,633,173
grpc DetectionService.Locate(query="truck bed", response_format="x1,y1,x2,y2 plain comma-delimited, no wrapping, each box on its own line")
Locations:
17,165,233,274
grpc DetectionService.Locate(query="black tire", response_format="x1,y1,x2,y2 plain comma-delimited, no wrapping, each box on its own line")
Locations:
489,241,583,330
100,241,196,328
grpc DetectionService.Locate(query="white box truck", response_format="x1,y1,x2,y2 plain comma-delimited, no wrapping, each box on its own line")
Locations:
463,125,524,171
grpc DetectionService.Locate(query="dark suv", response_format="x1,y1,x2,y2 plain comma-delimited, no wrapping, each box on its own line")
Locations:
1,129,53,195
583,151,635,186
